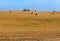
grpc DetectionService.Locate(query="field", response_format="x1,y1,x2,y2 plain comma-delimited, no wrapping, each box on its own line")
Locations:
0,11,60,41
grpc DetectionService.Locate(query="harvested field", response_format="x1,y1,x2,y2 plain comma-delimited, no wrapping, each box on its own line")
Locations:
0,11,60,41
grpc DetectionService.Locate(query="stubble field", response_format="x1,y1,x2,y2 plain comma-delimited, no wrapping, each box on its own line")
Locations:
0,11,60,41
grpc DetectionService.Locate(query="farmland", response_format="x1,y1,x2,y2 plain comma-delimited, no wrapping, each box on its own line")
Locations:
0,11,60,41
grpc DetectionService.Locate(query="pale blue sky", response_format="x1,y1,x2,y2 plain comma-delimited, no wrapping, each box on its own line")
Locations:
0,0,60,11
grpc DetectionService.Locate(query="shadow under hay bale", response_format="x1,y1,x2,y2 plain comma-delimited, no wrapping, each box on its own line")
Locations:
36,13,39,16
9,10,12,13
0,11,3,13
52,13,54,15
31,12,33,14
52,10,56,15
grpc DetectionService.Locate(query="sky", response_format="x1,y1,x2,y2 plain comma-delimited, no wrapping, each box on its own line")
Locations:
0,0,60,11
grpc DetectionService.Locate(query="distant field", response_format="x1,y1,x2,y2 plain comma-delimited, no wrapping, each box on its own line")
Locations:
0,11,60,41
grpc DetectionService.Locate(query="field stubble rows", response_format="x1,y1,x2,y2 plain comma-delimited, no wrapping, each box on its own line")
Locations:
0,11,60,41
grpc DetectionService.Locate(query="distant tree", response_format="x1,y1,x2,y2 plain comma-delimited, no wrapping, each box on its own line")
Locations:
53,10,56,12
23,9,26,11
23,9,30,11
27,9,30,11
